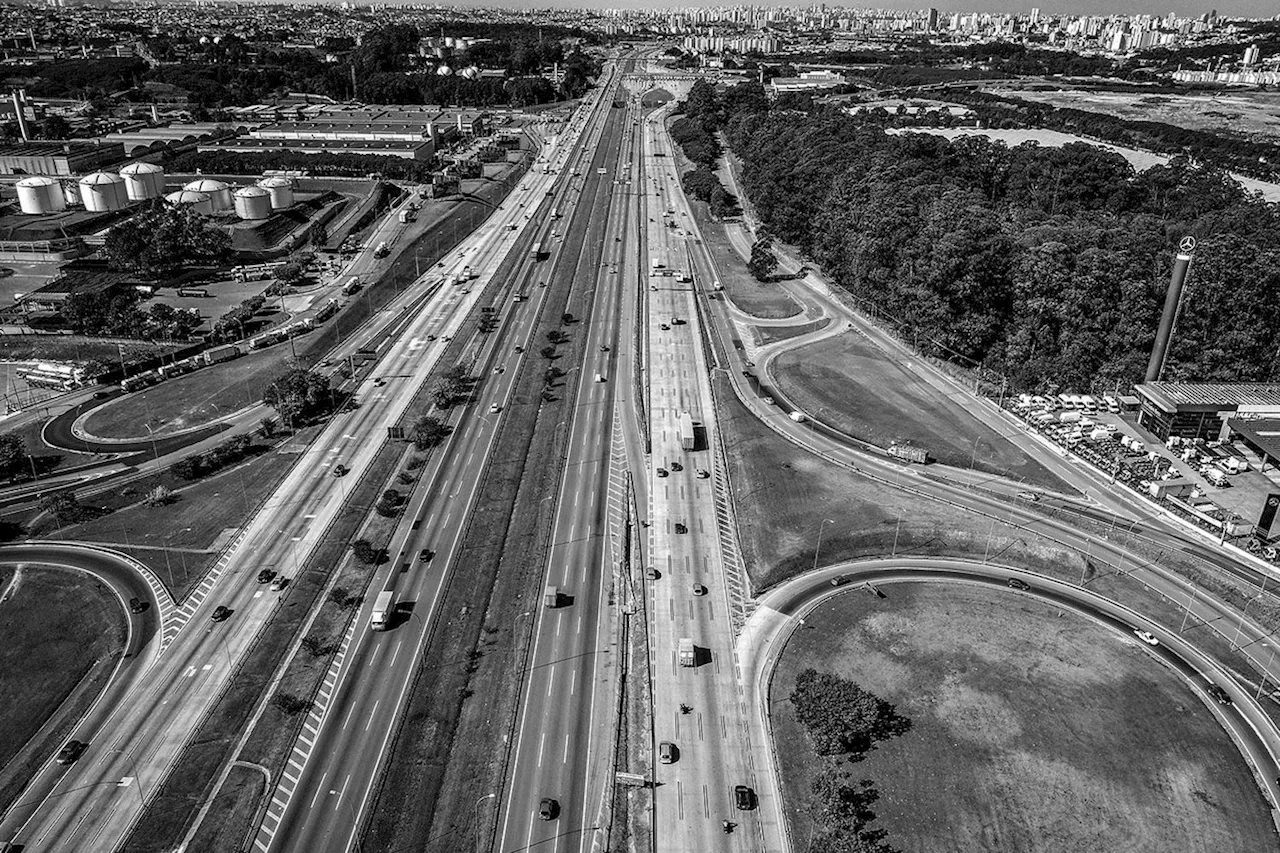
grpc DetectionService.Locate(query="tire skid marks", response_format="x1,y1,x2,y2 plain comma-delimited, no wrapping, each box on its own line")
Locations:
250,614,359,851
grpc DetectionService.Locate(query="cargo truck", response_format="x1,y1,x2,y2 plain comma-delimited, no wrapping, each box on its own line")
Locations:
371,587,397,631
678,638,695,667
887,443,928,464
543,585,559,608
531,241,547,260
398,208,416,223
202,344,241,366
678,411,695,451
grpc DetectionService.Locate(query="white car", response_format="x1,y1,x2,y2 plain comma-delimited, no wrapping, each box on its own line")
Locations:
1133,630,1159,646
490,403,501,414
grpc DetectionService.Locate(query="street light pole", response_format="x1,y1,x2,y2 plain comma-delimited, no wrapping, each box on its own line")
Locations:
473,791,496,853
812,518,834,574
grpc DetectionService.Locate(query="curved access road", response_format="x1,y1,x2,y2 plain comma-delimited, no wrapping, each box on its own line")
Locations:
0,543,168,829
738,557,1280,852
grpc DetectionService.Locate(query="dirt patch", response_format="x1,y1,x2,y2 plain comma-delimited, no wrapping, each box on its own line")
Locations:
0,565,126,815
770,332,1064,490
772,583,1278,853
755,318,830,347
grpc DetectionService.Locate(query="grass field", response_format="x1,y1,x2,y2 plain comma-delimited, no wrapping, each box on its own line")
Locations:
36,443,301,601
715,373,1077,589
772,583,1278,853
755,318,830,346
0,565,126,814
770,332,1065,490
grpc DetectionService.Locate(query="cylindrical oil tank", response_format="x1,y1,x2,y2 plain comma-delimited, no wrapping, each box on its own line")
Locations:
165,189,213,215
120,161,165,201
79,172,127,212
183,178,232,211
16,176,66,214
233,186,272,220
257,176,295,210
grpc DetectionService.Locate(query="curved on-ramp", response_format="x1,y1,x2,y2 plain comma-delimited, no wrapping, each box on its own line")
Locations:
736,557,1280,853
0,542,171,834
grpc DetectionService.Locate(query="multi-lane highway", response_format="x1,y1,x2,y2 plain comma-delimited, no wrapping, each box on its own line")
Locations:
0,89,601,853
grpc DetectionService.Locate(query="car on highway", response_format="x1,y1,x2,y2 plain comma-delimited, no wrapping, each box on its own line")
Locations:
696,468,710,479
659,741,677,763
418,549,434,562
514,345,524,354
211,605,232,622
692,583,706,596
600,344,610,352
1133,630,1159,646
490,403,501,414
734,785,756,810
270,576,290,592
493,365,504,374
830,576,852,587
257,569,277,584
56,740,87,765
669,461,683,472
129,596,147,613
538,798,558,820
645,567,659,580
656,467,668,477
332,464,349,478
763,396,776,406
1017,490,1041,502
1006,578,1031,591
1206,684,1233,705
660,323,670,330
674,522,687,534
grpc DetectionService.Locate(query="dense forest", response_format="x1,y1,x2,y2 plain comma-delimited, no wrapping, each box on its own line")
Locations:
680,80,1280,393
0,23,596,114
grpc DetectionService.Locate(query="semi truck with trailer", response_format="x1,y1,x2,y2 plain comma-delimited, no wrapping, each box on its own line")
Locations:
678,411,695,451
887,443,928,464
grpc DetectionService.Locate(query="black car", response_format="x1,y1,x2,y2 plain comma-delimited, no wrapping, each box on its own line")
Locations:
128,596,146,614
829,576,851,587
674,523,687,534
538,798,558,821
1007,578,1031,591
1206,684,1233,705
211,605,232,622
418,549,434,563
257,569,277,584
56,740,86,765
734,785,756,810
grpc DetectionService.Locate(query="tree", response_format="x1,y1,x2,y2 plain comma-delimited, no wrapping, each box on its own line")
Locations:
143,484,177,506
351,539,379,565
747,240,779,282
410,415,452,450
0,434,27,481
104,200,230,278
788,669,911,756
39,114,71,140
262,361,332,426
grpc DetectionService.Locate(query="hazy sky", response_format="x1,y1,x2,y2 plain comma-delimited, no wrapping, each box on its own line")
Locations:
453,0,1275,18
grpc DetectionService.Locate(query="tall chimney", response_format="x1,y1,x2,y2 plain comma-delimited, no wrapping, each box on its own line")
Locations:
1144,237,1196,383
12,90,30,142
150,103,159,123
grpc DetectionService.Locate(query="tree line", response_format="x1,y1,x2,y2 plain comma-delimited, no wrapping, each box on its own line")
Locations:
682,79,1280,394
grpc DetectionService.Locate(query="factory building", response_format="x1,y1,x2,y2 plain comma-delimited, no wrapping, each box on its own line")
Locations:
197,137,434,161
0,140,125,176
1134,382,1280,442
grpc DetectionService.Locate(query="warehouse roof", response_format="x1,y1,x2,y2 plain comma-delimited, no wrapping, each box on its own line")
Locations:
1135,382,1280,412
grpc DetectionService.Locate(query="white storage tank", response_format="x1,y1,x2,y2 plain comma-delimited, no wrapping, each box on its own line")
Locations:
165,189,213,215
257,176,295,210
183,178,232,211
79,172,127,212
16,176,66,214
233,186,272,220
120,161,166,201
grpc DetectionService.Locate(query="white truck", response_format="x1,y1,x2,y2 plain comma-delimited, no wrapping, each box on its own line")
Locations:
371,588,396,631
678,638,695,667
543,584,559,608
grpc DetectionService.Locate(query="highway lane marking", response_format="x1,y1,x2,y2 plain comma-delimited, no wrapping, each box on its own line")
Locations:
303,721,318,735
334,774,352,810
298,734,313,748
538,732,546,768
283,770,299,785
366,700,380,731
342,702,358,730
389,640,402,667
676,780,684,820
309,771,328,808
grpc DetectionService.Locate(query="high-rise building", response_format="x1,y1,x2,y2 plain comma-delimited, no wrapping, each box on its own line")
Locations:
1244,43,1261,66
